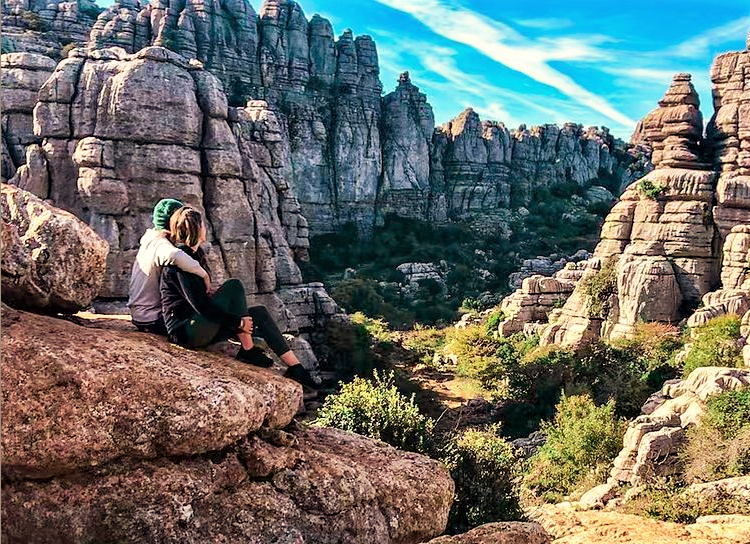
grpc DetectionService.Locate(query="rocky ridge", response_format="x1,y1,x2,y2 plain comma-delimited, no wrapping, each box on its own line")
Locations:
4,45,338,347
77,0,645,236
494,32,750,350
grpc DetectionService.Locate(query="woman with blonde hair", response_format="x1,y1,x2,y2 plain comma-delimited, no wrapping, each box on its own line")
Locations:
159,205,319,389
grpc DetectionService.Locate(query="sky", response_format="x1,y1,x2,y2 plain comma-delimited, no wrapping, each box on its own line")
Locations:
291,0,750,141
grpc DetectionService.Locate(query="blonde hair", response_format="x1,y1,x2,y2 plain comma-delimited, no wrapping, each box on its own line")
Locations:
169,206,204,248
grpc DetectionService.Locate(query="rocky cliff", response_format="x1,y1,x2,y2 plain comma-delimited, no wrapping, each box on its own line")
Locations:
5,45,338,342
509,31,750,349
0,0,101,56
82,0,645,237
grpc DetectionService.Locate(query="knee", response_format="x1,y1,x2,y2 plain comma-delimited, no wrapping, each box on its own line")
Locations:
248,305,272,320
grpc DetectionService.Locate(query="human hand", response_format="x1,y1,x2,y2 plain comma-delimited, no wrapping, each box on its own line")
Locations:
239,316,253,334
204,276,213,294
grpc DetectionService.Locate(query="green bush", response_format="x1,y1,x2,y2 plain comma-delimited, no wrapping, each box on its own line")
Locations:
314,370,434,454
682,314,744,377
1,35,17,54
637,178,666,199
682,387,750,483
484,308,505,335
350,311,392,345
440,426,524,533
79,3,104,19
523,394,625,502
580,258,617,319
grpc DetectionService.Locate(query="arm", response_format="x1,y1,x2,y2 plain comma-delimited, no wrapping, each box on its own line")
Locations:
176,270,241,330
153,236,209,280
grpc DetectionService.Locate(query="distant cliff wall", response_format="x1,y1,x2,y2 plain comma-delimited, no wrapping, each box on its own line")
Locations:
83,0,646,236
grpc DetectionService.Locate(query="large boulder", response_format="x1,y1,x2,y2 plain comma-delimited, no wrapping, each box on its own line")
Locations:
1,183,108,313
1,305,455,543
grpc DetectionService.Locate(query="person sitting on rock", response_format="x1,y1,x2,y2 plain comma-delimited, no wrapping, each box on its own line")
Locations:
159,205,320,389
128,198,211,335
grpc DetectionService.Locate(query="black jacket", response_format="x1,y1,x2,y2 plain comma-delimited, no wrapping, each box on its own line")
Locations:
160,245,241,338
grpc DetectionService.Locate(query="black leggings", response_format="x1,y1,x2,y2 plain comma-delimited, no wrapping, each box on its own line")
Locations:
173,279,291,356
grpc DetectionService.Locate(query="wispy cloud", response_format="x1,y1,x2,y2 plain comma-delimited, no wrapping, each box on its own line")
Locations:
668,16,750,58
515,17,574,30
372,30,570,126
371,0,637,129
602,67,677,85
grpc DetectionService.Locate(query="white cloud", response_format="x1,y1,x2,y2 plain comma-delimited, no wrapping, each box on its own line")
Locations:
515,17,574,30
668,16,750,58
371,0,637,129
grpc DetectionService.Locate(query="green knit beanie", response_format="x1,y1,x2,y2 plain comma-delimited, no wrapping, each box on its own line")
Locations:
152,198,184,231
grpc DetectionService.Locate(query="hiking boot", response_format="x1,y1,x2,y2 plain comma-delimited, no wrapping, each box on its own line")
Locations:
284,364,321,389
236,346,274,368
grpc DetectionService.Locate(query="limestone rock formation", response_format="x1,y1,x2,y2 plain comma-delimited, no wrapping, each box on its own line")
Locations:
1,183,108,313
86,0,645,238
610,367,750,485
380,71,435,221
539,70,731,347
12,46,335,338
1,304,455,543
0,0,101,57
0,52,56,183
498,273,580,337
530,503,750,544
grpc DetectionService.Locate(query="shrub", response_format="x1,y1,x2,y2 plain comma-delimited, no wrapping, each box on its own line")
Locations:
404,324,447,367
440,426,524,533
350,311,392,345
523,394,625,502
681,387,750,483
681,314,744,377
1,35,17,54
314,370,434,454
637,178,666,199
79,3,104,19
60,42,77,58
580,259,617,319
484,308,505,335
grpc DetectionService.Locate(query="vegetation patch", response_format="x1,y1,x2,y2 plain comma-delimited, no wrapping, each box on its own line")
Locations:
523,394,625,502
637,178,667,199
580,258,617,319
681,314,744,377
314,370,434,454
440,426,524,534
681,386,750,483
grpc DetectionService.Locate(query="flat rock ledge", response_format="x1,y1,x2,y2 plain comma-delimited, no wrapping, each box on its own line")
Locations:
1,304,454,543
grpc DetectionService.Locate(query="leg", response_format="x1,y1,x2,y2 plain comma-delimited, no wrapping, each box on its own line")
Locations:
179,279,247,348
246,305,291,358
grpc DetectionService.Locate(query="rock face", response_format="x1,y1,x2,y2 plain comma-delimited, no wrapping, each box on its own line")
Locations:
85,0,645,237
14,45,337,338
1,183,108,313
0,0,101,57
0,53,56,183
1,304,455,543
610,367,750,485
538,68,746,347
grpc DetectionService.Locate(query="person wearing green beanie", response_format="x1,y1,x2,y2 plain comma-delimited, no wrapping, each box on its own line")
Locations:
128,198,211,335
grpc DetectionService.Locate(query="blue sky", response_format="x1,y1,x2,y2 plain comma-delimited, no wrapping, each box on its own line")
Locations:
294,0,750,140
